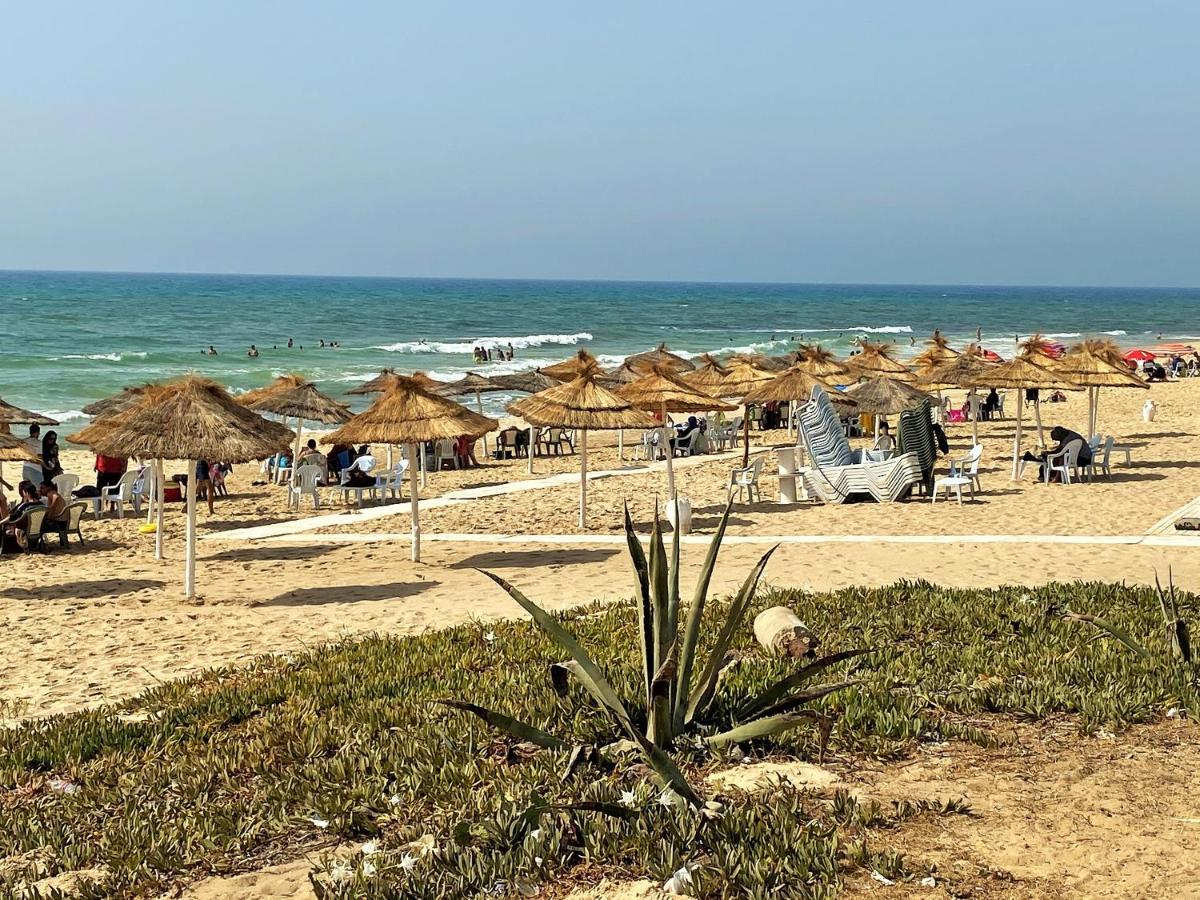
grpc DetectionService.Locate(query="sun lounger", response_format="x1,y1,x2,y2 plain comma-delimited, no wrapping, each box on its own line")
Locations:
897,401,938,495
797,387,923,504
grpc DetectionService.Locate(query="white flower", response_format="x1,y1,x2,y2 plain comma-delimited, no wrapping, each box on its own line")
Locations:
360,840,379,855
387,793,402,807
1168,707,1185,719
529,828,542,840
361,860,377,876
48,779,80,795
399,852,418,872
534,856,543,866
870,871,895,886
484,630,497,643
657,788,679,809
620,789,638,807
329,862,351,883
309,816,330,829
920,875,937,887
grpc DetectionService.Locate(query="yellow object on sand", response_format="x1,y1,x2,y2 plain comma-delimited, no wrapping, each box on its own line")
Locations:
139,523,157,534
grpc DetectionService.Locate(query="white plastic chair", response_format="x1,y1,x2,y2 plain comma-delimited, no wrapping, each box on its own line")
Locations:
931,471,975,504
1045,442,1081,484
1086,436,1114,481
434,439,459,471
673,430,701,458
288,466,322,510
728,457,763,503
950,444,984,493
53,473,80,499
101,469,143,518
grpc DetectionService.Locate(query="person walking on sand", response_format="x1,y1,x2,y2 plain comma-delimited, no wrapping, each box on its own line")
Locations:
194,459,216,514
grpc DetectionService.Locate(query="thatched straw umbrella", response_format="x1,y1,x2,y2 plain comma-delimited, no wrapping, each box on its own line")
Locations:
624,343,695,374
82,386,151,420
438,373,500,414
744,365,856,464
540,350,602,382
0,432,39,495
843,342,915,382
240,375,353,486
491,371,558,395
792,345,852,380
347,368,398,396
70,376,293,596
0,399,56,495
844,378,934,440
682,354,731,393
324,376,496,562
617,367,734,500
914,348,997,442
1053,341,1148,439
508,366,656,528
968,357,1080,479
727,352,789,372
910,332,960,378
708,361,776,466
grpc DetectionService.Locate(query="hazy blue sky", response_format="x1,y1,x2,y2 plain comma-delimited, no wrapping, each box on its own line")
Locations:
2,2,1197,285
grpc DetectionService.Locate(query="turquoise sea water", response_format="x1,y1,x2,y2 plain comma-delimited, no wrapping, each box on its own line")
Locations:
3,270,1199,433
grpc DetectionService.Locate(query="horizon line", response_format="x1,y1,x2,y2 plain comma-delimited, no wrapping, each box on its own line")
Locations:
1,266,1198,293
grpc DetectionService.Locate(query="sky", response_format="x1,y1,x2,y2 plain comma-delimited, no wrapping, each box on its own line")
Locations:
1,2,1198,286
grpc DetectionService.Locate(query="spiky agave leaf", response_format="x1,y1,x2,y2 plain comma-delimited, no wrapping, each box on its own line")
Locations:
478,570,636,733
705,711,826,748
736,649,874,720
647,640,679,747
649,506,671,681
747,680,860,720
1063,610,1151,658
686,544,779,724
1156,569,1192,662
623,503,655,699
673,499,733,736
435,700,567,750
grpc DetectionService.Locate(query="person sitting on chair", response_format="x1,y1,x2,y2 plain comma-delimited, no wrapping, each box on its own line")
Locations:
872,421,895,455
1021,426,1091,482
671,416,702,453
0,481,46,552
343,446,377,487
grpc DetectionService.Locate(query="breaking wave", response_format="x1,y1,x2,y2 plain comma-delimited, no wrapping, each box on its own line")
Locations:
371,333,592,354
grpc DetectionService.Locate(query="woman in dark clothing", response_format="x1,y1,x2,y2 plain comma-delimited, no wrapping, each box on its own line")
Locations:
40,431,62,483
1022,426,1091,482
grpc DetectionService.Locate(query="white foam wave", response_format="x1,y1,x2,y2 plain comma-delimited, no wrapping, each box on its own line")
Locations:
37,409,89,423
1100,330,1128,336
371,333,592,354
1045,333,1081,339
676,339,792,359
46,351,148,362
802,325,913,335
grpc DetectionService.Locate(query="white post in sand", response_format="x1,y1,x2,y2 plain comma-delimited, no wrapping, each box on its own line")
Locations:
420,443,428,489
578,428,589,529
408,443,420,562
184,459,197,598
386,444,394,471
155,459,165,560
617,428,624,459
528,424,535,475
662,400,676,500
1010,389,1025,480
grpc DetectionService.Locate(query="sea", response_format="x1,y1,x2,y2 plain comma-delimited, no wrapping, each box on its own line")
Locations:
3,270,1199,434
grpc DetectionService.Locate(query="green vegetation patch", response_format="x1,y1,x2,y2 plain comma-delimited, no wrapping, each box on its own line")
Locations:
1,579,1195,898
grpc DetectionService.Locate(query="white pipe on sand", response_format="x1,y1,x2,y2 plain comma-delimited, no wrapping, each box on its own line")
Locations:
184,459,197,598
578,428,589,529
408,443,420,562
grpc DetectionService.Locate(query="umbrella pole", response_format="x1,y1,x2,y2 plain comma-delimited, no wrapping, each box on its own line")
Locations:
579,429,589,529
184,460,197,599
155,459,165,560
1033,398,1044,446
528,424,535,475
292,420,304,508
1091,387,1099,439
618,428,624,460
408,443,420,563
662,400,676,500
1011,390,1025,480
742,406,751,468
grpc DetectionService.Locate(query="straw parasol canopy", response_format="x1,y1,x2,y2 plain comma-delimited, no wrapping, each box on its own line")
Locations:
712,360,776,399
914,347,997,392
743,365,855,412
240,374,353,424
347,368,398,395
845,377,934,416
508,366,656,528
490,371,559,395
624,343,695,374
682,354,730,392
911,332,960,373
617,367,735,499
69,376,295,599
1053,340,1149,441
843,342,915,382
325,376,498,562
0,397,58,427
0,431,39,463
601,361,647,386
792,345,852,380
727,352,789,372
540,350,602,382
81,386,150,420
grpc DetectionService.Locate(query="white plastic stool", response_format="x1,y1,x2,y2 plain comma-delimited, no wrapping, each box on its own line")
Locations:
931,475,974,505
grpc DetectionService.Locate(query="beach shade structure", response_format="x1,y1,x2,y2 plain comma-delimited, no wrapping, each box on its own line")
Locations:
726,351,789,372
1054,341,1149,440
844,377,934,437
507,366,656,528
624,342,696,375
347,368,398,396
969,356,1080,479
1123,348,1155,365
617,367,735,500
324,376,497,562
69,376,294,597
82,386,153,420
744,365,856,463
0,431,40,497
709,360,776,466
843,341,916,383
539,349,603,383
791,345,852,380
682,354,731,393
914,348,998,443
910,331,961,375
490,370,559,395
240,374,354,481
0,397,58,429
1149,342,1196,358
437,372,506,414
980,349,1004,363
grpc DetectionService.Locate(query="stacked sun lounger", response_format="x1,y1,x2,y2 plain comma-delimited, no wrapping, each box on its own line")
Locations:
797,388,923,503
897,400,938,495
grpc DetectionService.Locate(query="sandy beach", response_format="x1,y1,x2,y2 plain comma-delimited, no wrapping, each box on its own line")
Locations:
3,378,1198,721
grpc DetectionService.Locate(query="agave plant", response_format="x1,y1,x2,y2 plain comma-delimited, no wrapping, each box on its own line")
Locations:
441,500,866,806
1063,569,1192,663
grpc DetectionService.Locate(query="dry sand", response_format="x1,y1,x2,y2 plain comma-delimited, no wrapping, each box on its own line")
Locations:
3,379,1199,897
